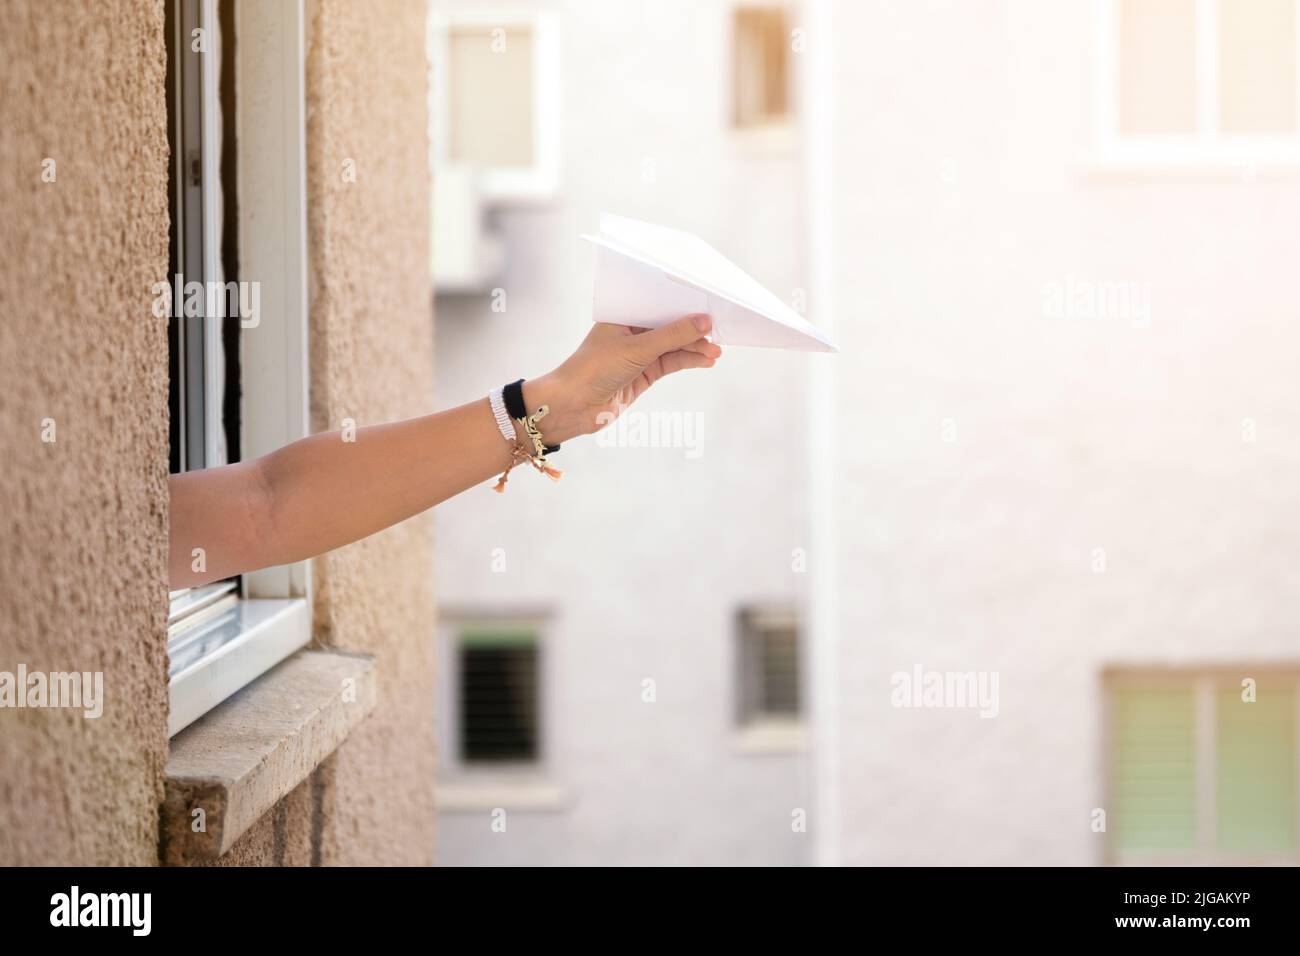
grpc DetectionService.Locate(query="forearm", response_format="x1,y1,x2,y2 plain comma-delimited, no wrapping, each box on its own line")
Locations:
260,398,517,564
170,381,565,588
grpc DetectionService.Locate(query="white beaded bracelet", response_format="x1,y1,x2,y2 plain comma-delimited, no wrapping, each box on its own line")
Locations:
488,387,516,443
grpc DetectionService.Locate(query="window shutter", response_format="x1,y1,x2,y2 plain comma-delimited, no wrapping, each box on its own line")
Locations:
1216,685,1297,852
1110,686,1198,852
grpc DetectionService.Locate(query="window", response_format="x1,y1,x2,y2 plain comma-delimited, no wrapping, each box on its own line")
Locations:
435,613,566,810
732,6,793,130
736,607,804,751
1095,0,1300,165
165,0,312,737
1106,669,1300,863
459,627,541,764
428,9,561,202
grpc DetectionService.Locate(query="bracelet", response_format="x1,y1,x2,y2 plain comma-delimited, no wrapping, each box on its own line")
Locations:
487,387,515,443
491,379,563,493
502,379,560,455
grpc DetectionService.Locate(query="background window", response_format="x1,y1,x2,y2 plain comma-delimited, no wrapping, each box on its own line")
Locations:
459,628,540,763
1108,672,1299,862
1100,0,1300,162
1110,685,1198,851
1218,0,1298,134
732,6,792,129
428,11,560,203
1215,683,1297,852
737,607,801,726
1118,0,1198,135
446,23,535,168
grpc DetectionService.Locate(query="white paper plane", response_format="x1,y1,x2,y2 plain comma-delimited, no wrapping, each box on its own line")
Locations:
582,213,837,353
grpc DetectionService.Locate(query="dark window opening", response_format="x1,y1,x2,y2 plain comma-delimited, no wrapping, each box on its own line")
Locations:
459,632,540,763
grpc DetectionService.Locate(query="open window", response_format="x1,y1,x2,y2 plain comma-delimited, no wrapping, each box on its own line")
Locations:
1094,0,1300,167
165,0,311,736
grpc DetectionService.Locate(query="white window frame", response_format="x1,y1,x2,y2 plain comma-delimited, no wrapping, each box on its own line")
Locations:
1104,667,1300,866
168,0,312,737
427,7,562,203
434,610,568,811
1093,0,1300,168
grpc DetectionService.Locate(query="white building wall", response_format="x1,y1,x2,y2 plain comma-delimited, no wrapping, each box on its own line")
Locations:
820,0,1300,865
433,0,813,865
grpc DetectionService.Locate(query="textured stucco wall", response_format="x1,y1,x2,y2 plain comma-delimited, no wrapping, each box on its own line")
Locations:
0,1,171,866
206,0,438,867
303,0,437,865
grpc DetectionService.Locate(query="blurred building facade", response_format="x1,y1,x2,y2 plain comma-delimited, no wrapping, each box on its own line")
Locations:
434,0,1300,866
816,0,1300,867
432,0,813,865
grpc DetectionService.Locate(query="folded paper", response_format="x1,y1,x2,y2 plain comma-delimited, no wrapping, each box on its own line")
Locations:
582,213,837,352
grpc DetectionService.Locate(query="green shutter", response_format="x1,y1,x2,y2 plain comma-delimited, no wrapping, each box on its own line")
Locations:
1111,687,1197,852
1216,685,1296,854
460,629,537,649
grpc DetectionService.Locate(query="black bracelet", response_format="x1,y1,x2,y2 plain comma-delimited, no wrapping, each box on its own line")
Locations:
502,379,559,455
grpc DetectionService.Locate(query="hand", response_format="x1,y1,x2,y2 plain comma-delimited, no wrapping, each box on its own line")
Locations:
521,314,721,445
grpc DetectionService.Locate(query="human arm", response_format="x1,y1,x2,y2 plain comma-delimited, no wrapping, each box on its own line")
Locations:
168,314,719,588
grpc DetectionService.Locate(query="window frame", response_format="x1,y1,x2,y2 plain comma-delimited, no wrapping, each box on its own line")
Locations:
443,614,549,775
434,610,568,810
730,4,795,131
1092,0,1300,168
427,8,562,204
734,605,806,753
166,0,313,738
1103,667,1300,865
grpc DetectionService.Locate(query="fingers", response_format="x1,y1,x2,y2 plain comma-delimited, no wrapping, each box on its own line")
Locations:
659,348,717,375
627,313,713,363
679,338,722,359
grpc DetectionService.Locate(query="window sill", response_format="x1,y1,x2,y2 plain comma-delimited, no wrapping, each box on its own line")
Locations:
729,122,797,156
1081,143,1300,180
436,777,570,813
735,718,807,755
160,649,377,865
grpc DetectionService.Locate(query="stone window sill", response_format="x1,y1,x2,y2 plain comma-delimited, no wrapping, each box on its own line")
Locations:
160,649,377,865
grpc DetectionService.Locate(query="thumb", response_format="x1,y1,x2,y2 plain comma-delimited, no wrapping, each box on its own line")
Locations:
628,313,712,363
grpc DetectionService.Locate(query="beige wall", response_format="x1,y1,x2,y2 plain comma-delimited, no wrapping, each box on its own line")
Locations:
201,0,438,867
304,0,436,866
0,0,171,867
0,0,435,866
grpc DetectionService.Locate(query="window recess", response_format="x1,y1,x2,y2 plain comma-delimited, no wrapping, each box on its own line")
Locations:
165,0,312,737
